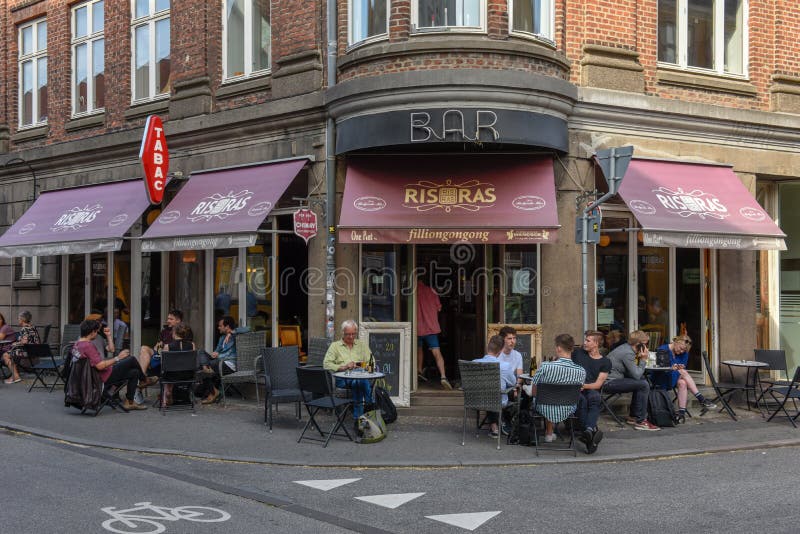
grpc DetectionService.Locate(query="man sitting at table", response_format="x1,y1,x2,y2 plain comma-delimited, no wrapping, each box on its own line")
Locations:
605,330,660,431
530,334,586,443
323,320,373,418
473,335,517,438
572,330,611,454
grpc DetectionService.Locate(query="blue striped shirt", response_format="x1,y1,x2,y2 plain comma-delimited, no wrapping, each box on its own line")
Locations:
531,358,586,423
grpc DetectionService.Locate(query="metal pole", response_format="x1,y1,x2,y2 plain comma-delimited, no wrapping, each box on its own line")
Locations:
324,0,337,341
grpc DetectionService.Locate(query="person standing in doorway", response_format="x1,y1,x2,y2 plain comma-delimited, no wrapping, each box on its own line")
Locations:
416,277,452,390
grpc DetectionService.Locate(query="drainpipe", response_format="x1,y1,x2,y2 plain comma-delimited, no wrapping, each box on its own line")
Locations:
325,0,337,340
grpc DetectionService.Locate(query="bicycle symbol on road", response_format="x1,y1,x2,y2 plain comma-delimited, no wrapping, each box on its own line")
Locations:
101,501,231,534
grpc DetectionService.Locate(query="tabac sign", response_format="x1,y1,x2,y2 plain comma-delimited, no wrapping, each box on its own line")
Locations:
139,115,169,205
293,208,318,244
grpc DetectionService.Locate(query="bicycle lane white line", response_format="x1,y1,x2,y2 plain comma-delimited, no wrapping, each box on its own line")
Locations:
3,429,391,534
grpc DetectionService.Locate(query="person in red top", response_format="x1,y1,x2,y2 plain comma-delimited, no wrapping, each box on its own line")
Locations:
416,278,452,389
72,319,147,411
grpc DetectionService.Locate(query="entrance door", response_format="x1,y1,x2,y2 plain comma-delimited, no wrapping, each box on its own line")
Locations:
416,245,485,381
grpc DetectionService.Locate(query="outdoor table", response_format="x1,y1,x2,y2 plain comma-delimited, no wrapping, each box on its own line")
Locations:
332,370,385,443
721,360,769,414
644,366,672,388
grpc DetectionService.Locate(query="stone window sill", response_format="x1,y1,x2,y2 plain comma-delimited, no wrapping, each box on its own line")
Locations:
656,67,756,96
12,124,49,142
65,112,106,132
216,74,272,99
124,98,169,120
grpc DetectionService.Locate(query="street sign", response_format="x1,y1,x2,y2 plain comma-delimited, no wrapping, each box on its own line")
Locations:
293,208,318,244
139,115,169,205
595,146,633,194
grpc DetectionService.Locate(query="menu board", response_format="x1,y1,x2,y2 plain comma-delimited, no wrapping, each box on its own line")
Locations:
359,322,411,407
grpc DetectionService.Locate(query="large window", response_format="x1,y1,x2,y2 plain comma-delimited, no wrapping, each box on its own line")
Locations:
18,18,47,128
510,0,553,41
132,0,171,102
223,0,271,80
413,0,484,31
658,0,747,75
72,0,105,115
349,0,388,45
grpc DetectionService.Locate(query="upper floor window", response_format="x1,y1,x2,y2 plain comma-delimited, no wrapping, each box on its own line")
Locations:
132,0,171,102
658,0,747,76
349,0,388,45
223,0,271,80
20,257,40,281
72,0,105,115
18,18,48,128
413,0,485,31
510,0,554,41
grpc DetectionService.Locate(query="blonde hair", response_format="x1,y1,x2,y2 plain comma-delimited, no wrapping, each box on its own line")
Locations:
628,330,649,346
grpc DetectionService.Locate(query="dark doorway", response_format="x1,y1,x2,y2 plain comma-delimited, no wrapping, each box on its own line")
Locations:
416,244,485,382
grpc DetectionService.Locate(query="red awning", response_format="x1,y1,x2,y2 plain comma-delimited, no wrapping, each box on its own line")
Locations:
618,159,785,251
338,155,559,244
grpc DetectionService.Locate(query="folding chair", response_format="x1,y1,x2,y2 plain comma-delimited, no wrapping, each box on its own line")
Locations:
531,383,582,457
600,385,626,427
25,344,65,392
296,366,353,447
764,366,800,428
701,351,742,421
159,350,198,414
754,349,789,408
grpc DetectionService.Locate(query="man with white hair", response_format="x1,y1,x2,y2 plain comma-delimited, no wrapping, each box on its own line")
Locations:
323,320,373,418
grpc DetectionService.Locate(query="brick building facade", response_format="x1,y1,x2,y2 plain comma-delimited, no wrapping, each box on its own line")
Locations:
2,1,800,398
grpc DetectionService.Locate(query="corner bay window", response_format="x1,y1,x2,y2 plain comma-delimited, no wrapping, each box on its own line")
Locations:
18,18,48,127
72,0,105,115
224,0,271,79
349,0,387,44
510,0,554,40
658,0,746,75
132,0,171,102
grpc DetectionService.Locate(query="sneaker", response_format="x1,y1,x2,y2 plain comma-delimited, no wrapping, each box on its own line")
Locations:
582,429,596,454
417,372,428,383
544,433,556,443
489,429,499,438
700,399,717,409
133,389,145,405
122,399,147,411
501,423,512,436
625,417,638,425
440,378,453,390
633,419,661,431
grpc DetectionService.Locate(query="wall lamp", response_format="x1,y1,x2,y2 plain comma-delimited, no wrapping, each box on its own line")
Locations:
2,157,38,201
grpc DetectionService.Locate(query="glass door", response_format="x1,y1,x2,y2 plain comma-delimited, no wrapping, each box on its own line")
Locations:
596,215,633,339
169,250,206,349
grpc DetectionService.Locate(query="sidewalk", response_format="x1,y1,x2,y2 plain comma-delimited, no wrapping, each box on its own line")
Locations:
1,382,798,467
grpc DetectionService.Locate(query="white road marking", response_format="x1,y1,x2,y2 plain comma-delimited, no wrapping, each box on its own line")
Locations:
293,478,362,491
425,511,501,531
354,492,425,509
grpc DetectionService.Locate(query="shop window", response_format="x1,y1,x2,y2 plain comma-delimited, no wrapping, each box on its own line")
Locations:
349,0,388,45
362,245,399,322
223,0,271,80
131,0,170,102
509,0,553,42
487,245,540,324
413,0,485,31
658,0,747,76
71,0,105,115
18,18,48,128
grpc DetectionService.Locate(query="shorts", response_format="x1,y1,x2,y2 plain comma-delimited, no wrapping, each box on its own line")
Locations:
417,334,440,349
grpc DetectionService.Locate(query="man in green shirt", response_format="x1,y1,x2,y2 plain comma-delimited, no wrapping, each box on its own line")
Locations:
324,319,373,417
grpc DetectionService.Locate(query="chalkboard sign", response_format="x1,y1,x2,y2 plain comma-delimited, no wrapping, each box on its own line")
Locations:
360,322,411,407
487,324,543,374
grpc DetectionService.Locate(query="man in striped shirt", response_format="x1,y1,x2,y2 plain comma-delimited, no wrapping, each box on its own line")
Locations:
531,334,587,443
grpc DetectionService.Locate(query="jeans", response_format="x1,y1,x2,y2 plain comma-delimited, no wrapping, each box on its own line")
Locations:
603,378,650,422
105,357,143,401
576,389,601,430
336,377,372,418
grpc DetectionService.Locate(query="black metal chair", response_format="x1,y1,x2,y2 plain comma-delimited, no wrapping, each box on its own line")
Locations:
159,350,198,414
25,344,64,392
764,366,800,428
600,385,626,427
306,337,331,368
59,324,82,360
701,351,743,421
261,346,303,432
296,366,353,447
531,382,583,457
458,360,507,451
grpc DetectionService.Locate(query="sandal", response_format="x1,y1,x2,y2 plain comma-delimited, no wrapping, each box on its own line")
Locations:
4,378,21,384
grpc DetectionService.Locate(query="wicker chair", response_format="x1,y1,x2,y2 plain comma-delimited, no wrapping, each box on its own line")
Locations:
306,337,331,368
458,359,506,450
59,324,81,359
261,346,303,431
219,331,266,405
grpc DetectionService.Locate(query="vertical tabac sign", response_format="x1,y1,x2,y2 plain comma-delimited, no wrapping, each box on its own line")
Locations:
139,115,169,204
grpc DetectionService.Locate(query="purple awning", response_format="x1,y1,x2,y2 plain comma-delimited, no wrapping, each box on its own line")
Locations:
618,160,786,251
0,180,151,257
141,159,307,252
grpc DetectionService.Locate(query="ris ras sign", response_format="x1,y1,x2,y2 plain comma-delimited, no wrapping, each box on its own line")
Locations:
139,115,169,205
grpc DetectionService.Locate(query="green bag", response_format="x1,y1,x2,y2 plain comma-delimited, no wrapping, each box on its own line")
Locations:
356,409,387,444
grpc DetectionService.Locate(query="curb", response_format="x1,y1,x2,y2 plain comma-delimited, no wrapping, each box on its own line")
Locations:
3,419,800,468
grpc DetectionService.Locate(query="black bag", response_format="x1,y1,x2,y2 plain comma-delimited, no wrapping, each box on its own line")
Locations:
655,348,671,368
648,389,676,427
374,385,397,424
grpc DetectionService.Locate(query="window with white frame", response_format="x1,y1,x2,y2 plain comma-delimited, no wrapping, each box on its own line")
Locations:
18,18,48,128
132,0,171,102
509,0,553,41
20,257,40,280
72,0,105,115
349,0,388,45
223,0,271,80
658,0,746,75
413,0,484,31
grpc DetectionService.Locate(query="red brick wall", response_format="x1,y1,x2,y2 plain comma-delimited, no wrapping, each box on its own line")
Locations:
775,0,800,76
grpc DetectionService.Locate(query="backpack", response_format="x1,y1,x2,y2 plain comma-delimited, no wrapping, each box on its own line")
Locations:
509,396,533,445
356,409,387,443
648,389,676,427
64,356,104,412
374,385,397,424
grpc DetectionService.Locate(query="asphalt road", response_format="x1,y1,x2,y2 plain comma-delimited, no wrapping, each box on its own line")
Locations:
4,429,799,533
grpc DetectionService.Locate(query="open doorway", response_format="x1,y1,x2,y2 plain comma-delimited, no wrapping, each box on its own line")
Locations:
416,245,485,388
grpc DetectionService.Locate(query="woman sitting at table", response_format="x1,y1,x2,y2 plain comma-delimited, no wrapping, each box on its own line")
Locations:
160,323,196,406
2,311,41,384
0,313,16,342
323,319,372,418
655,335,716,421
